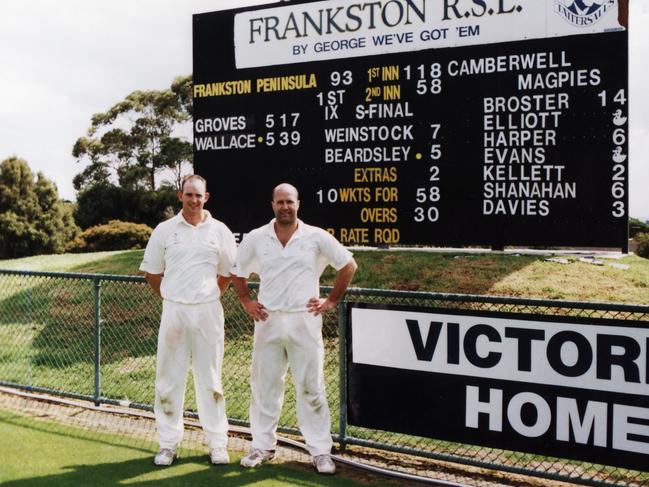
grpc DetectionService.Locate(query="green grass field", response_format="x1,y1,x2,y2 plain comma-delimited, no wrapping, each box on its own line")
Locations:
1,249,648,486
1,247,648,303
0,410,395,487
1,248,647,446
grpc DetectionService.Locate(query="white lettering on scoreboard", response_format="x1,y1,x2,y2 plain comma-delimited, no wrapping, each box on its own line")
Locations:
234,0,623,69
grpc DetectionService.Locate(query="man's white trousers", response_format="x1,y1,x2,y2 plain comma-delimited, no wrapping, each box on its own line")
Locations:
155,299,228,450
249,310,332,456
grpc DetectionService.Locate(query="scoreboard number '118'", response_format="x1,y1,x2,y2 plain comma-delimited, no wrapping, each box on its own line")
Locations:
193,0,628,249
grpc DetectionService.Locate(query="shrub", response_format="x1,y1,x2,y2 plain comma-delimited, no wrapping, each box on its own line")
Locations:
66,220,152,253
636,232,649,259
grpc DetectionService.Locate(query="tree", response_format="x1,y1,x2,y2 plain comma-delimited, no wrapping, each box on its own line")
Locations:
0,157,79,258
171,74,192,118
154,137,192,190
74,182,179,230
72,75,192,192
629,217,649,239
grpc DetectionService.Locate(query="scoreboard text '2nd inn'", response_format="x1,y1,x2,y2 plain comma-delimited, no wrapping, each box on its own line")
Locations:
193,0,628,248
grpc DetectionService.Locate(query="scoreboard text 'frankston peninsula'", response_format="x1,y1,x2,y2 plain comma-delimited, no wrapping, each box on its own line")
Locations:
193,0,628,249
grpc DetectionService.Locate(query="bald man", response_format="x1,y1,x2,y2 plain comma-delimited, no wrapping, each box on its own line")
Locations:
231,183,357,475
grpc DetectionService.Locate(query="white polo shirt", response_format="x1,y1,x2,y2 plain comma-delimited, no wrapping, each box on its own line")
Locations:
232,219,353,312
139,211,236,304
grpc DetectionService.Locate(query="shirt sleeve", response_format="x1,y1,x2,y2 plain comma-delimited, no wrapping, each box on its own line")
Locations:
317,230,353,271
231,232,258,278
139,226,165,274
217,226,238,277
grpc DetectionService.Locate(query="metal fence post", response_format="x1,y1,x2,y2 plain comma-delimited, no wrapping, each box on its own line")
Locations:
23,276,34,390
93,278,102,406
337,299,348,451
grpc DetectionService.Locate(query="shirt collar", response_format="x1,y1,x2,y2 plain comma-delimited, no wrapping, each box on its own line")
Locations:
175,210,211,228
264,218,305,241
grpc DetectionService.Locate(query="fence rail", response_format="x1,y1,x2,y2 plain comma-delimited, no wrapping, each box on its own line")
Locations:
1,269,648,486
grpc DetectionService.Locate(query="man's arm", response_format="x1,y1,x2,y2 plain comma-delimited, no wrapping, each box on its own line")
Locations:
144,272,163,298
217,275,231,295
232,276,268,321
307,258,357,315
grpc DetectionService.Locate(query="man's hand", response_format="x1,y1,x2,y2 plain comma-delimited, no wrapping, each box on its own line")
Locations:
308,259,357,315
243,299,269,321
307,297,337,316
232,276,268,321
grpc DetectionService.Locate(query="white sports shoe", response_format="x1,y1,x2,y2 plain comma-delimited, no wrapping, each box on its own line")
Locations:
209,447,230,465
154,448,177,466
313,454,336,475
240,448,275,467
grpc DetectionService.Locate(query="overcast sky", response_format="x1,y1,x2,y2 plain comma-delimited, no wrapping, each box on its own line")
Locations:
1,1,647,219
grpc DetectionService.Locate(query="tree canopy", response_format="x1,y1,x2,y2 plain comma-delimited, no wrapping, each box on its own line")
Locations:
74,182,179,230
72,75,192,192
0,157,79,258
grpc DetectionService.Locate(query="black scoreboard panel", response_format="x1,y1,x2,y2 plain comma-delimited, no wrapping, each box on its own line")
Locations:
193,3,628,248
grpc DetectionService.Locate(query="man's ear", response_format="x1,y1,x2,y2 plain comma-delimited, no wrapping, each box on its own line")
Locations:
177,191,183,202
204,191,210,203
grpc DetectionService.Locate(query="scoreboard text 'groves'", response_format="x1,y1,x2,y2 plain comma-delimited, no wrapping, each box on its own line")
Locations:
193,0,628,247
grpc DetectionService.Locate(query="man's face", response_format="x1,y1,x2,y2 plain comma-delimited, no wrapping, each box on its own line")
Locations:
178,179,209,218
272,187,299,225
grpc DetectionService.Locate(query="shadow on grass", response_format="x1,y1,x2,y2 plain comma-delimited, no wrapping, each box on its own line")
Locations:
0,410,345,487
0,410,373,487
0,455,353,487
0,273,159,368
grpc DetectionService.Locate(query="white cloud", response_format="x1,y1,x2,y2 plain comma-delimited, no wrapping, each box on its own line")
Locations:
0,0,265,200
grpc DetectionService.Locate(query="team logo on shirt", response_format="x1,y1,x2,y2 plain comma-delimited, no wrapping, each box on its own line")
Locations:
554,0,615,27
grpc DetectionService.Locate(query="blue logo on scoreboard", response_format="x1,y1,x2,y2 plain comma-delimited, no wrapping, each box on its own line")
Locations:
554,0,616,27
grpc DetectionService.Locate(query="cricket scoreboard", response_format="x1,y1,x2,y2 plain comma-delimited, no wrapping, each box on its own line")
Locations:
193,0,628,248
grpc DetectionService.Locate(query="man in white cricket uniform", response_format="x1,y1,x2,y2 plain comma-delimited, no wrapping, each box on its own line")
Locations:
232,183,357,475
139,175,236,466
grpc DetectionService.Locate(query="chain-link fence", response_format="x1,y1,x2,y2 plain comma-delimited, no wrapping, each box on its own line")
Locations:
1,269,648,486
